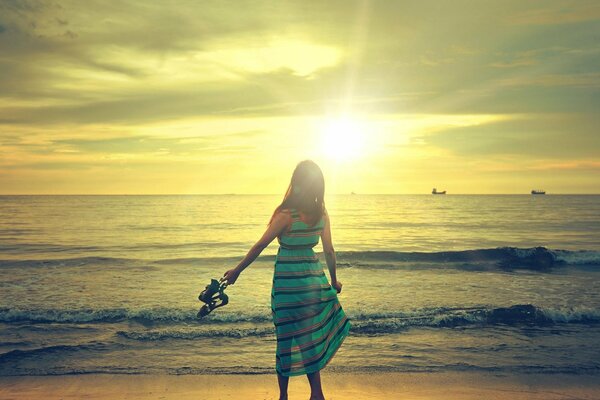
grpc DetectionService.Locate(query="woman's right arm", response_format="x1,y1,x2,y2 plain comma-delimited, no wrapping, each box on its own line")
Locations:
222,210,290,285
321,209,342,293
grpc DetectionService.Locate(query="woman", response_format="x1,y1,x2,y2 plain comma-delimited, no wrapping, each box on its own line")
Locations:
223,160,351,400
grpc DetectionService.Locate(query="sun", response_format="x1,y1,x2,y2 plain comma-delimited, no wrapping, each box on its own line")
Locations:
319,117,367,161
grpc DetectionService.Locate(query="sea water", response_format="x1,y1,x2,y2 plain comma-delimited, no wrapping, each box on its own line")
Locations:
1,194,599,375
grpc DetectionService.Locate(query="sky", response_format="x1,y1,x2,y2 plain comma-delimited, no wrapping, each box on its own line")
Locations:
0,0,599,194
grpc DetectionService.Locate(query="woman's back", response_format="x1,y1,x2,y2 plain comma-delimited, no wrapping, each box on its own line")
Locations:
277,208,325,251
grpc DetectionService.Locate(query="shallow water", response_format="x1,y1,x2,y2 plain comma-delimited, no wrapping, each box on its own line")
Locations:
1,195,599,375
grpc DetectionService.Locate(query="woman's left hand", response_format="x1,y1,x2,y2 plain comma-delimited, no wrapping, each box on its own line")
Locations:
223,268,240,285
332,280,343,294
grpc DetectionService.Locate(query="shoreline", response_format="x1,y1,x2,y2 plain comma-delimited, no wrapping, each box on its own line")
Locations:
1,372,599,399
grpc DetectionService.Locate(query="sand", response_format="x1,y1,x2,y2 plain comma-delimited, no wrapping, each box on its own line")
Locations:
1,372,600,400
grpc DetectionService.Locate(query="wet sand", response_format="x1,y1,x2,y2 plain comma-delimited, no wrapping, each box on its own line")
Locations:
1,372,599,399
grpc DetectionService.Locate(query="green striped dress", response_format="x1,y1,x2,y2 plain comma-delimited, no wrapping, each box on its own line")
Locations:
271,208,351,377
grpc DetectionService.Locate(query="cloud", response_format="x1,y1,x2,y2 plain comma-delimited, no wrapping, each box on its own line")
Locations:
526,160,600,171
489,59,537,68
51,130,265,155
1,0,599,193
1,0,599,122
497,72,600,88
422,114,600,158
508,2,600,25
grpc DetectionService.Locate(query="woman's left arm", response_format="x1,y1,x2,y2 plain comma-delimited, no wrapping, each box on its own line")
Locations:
223,211,290,285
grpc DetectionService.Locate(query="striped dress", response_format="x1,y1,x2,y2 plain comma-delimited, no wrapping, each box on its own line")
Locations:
271,208,351,377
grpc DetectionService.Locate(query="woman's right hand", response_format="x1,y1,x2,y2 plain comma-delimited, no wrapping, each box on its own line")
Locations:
332,280,343,294
223,268,240,285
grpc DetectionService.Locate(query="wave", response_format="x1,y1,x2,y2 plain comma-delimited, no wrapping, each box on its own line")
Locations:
2,247,598,270
4,304,595,340
552,249,600,265
0,256,141,268
117,326,275,340
0,240,246,254
121,305,600,340
0,255,239,268
0,307,270,324
349,304,600,335
0,342,117,363
336,247,600,269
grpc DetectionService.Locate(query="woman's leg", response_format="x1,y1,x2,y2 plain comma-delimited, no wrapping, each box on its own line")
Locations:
307,370,325,400
277,371,289,400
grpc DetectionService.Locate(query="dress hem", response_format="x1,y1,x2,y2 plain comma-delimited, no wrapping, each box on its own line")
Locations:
274,319,351,377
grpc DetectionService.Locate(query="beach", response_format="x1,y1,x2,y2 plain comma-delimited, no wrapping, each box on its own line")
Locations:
2,372,600,399
1,194,599,397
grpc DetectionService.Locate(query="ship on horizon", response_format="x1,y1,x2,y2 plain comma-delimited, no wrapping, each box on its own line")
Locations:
531,189,546,195
432,188,446,195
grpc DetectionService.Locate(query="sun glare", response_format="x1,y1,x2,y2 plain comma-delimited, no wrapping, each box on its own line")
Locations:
319,117,367,161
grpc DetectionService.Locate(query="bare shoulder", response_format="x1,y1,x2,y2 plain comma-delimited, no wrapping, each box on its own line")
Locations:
278,208,293,217
273,208,293,223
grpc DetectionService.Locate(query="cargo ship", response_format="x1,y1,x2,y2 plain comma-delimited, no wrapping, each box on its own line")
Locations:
531,190,546,195
432,188,446,195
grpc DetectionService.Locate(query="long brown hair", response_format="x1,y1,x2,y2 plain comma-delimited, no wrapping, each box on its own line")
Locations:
269,160,325,227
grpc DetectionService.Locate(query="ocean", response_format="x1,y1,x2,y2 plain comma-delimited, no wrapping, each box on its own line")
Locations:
1,194,599,376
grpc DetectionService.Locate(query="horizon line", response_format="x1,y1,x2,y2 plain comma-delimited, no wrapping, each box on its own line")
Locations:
1,193,599,196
